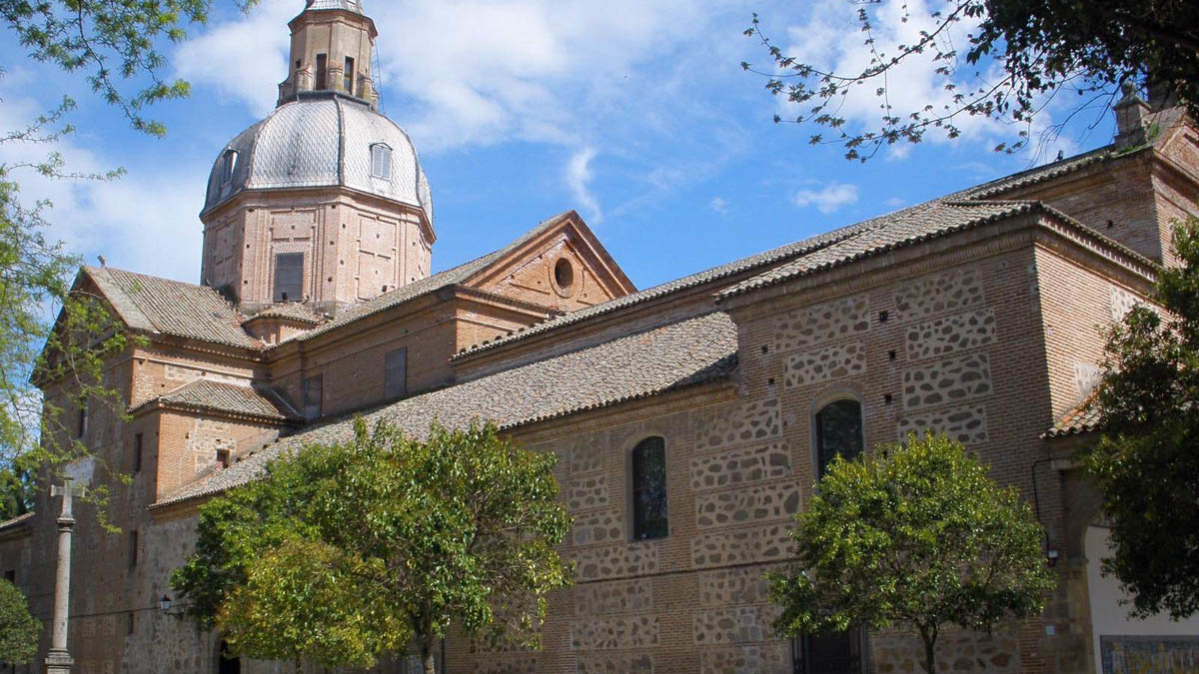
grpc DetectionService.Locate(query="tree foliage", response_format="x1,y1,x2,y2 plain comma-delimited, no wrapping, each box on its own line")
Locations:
1086,216,1199,619
0,0,255,521
769,433,1054,674
0,578,39,664
172,420,573,673
744,0,1199,160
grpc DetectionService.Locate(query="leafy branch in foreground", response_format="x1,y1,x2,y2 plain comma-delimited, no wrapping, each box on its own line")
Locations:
172,420,573,674
744,0,1198,161
1086,215,1199,620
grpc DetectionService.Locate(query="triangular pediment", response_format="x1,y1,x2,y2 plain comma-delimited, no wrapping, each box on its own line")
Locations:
462,211,635,311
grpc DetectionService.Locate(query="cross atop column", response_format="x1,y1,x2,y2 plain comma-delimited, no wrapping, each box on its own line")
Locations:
49,478,86,522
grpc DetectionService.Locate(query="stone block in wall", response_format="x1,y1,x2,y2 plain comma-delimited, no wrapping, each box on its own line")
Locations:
784,343,867,388
565,433,608,476
576,652,653,673
871,624,1019,673
895,268,985,322
473,656,538,674
693,606,783,645
572,542,660,581
902,352,992,411
574,579,652,616
1073,362,1102,398
1109,285,1140,322
697,565,779,607
700,642,790,674
691,523,793,568
695,481,801,529
571,616,659,650
695,399,782,451
573,509,625,546
897,404,989,445
689,443,792,491
566,474,610,511
772,295,870,353
904,309,997,361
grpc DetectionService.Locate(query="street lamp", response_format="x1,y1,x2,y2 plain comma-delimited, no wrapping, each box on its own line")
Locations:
159,595,172,614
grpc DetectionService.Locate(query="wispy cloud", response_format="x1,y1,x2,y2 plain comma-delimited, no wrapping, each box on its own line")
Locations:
567,147,600,223
709,196,729,215
793,183,859,214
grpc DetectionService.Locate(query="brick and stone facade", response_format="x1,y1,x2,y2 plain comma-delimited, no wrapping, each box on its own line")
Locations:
3,5,1199,674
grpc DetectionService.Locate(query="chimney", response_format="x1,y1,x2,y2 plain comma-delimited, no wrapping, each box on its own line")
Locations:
1114,81,1151,148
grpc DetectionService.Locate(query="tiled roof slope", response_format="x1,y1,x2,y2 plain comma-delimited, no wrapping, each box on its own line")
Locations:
85,267,261,350
290,211,574,342
453,208,904,360
157,311,738,506
250,303,324,324
132,379,298,422
721,198,1155,300
1044,394,1102,438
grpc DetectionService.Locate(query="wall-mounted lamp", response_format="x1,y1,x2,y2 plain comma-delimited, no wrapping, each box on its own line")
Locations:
159,595,172,614
1046,548,1060,567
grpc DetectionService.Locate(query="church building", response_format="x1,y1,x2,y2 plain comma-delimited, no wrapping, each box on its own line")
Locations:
4,1,1199,672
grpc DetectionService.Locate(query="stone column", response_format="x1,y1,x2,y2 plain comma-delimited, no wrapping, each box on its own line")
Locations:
45,478,77,674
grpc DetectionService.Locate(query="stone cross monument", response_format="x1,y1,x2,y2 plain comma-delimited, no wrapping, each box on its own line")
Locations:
45,477,82,674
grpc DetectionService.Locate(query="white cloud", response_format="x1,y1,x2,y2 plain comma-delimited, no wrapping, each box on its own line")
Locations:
0,91,205,283
174,0,295,117
709,196,729,215
884,196,906,208
777,0,1074,161
567,147,601,224
793,183,859,214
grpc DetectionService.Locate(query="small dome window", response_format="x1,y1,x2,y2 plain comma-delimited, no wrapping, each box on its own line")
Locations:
220,150,238,185
370,143,392,180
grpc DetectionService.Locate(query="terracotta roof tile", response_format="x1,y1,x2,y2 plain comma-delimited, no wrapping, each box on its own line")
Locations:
155,311,738,507
1044,394,1103,438
86,267,261,350
132,379,298,422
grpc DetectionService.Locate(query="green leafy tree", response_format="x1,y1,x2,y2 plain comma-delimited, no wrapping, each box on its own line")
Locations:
172,420,573,673
1086,216,1199,619
769,434,1055,674
744,0,1198,160
0,0,255,520
0,578,39,664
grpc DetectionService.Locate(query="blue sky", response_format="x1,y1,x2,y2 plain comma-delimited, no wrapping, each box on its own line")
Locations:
0,0,1118,292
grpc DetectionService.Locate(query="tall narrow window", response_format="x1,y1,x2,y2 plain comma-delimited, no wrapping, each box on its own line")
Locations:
371,144,392,180
384,348,408,400
631,437,668,540
315,53,328,89
793,629,865,674
273,252,304,302
129,530,139,567
133,433,143,473
344,56,355,94
815,399,864,479
303,375,323,420
220,150,237,185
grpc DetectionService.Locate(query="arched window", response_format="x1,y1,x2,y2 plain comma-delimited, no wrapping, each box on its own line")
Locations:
371,143,393,180
815,398,864,479
631,437,668,540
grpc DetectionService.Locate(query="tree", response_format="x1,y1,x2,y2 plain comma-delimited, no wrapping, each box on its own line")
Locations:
769,433,1055,674
1086,216,1199,619
744,0,1199,160
0,0,255,520
0,577,39,664
172,420,573,673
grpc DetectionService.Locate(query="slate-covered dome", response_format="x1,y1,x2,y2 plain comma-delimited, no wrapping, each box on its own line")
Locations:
202,94,432,225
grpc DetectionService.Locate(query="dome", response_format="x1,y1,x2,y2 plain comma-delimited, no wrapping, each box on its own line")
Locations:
202,94,432,225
